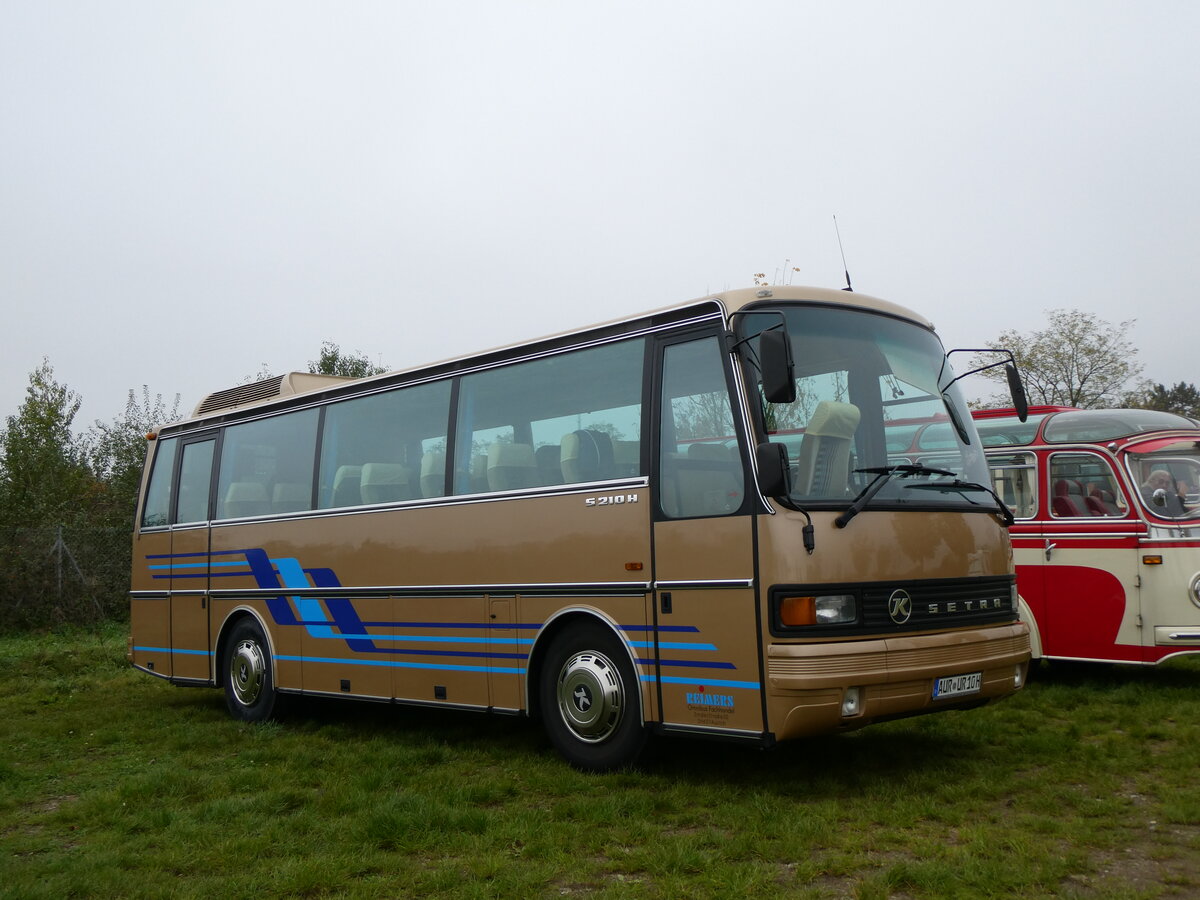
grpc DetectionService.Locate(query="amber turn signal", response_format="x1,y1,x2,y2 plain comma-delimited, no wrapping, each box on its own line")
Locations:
779,595,817,626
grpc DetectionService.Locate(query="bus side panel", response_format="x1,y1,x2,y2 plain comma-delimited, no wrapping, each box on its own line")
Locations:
130,530,171,676
487,596,523,711
1140,538,1200,662
389,594,489,708
655,587,763,734
1041,561,1139,661
202,489,652,709
1022,518,1143,662
207,519,393,701
303,596,394,700
130,595,171,675
653,516,762,735
169,526,211,681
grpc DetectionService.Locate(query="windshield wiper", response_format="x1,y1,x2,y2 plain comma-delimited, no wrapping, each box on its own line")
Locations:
905,480,1015,527
834,464,956,529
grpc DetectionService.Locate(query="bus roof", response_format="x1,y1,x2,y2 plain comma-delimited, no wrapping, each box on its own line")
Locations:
972,406,1199,448
180,285,933,426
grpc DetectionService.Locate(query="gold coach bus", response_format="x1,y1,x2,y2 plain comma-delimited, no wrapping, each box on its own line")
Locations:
129,285,1030,770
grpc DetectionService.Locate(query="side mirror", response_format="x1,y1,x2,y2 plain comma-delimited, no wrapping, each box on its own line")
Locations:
1005,364,1028,423
756,441,791,497
760,329,796,404
1152,488,1168,508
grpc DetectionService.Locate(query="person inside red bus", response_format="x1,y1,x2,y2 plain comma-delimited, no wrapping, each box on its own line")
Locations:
1141,469,1186,517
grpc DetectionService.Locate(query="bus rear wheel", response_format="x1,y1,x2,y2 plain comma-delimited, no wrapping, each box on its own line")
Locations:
223,617,279,723
539,621,647,772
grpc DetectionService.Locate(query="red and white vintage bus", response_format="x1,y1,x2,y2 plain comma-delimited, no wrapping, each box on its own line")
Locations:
967,406,1200,665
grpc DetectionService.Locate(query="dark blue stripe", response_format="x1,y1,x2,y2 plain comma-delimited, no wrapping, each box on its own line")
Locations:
639,658,737,670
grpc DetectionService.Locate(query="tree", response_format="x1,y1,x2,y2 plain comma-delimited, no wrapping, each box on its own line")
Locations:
1129,381,1200,418
84,386,181,527
969,309,1144,409
308,342,388,379
0,359,94,527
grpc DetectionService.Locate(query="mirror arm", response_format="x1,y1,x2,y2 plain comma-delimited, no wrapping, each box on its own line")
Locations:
944,348,1028,423
942,348,1018,389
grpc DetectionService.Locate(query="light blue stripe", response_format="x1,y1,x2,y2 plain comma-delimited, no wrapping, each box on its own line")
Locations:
355,634,536,646
641,674,760,690
133,645,211,656
277,654,525,675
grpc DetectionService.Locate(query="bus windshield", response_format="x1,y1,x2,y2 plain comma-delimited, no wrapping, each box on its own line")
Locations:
1127,443,1200,520
744,304,991,509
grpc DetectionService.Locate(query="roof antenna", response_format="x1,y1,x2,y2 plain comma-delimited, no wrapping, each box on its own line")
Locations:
833,215,853,291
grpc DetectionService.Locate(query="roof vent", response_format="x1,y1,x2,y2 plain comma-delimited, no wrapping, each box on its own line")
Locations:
193,372,355,417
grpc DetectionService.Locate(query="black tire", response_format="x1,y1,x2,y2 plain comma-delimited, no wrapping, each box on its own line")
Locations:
223,617,280,723
539,620,647,772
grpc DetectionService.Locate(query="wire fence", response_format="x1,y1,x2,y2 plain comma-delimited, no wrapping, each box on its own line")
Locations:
0,526,130,631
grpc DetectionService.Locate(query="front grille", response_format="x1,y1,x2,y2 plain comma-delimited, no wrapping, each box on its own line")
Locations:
862,577,1015,631
770,575,1016,638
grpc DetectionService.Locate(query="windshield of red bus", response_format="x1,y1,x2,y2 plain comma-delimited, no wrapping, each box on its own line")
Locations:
1126,442,1200,520
740,304,992,510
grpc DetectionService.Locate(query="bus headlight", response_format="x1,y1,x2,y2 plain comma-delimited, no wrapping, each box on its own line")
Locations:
779,594,857,626
1190,573,1200,610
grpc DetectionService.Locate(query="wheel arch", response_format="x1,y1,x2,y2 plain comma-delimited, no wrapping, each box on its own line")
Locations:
524,607,642,723
213,605,277,689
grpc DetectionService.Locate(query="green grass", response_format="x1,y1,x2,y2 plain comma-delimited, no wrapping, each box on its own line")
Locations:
3,625,1199,898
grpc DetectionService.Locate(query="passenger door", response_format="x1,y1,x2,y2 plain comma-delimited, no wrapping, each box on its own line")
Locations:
1038,451,1142,661
652,333,763,736
169,434,216,681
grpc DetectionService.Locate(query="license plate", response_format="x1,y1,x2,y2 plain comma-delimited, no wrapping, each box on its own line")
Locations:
932,671,982,699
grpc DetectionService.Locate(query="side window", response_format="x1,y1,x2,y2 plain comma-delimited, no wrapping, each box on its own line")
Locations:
985,451,1037,519
176,439,216,524
1049,452,1126,518
140,437,178,528
216,410,319,520
659,336,745,518
453,338,645,495
319,381,452,508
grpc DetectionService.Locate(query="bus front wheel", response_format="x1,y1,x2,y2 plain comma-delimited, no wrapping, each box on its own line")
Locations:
223,617,279,723
539,621,647,772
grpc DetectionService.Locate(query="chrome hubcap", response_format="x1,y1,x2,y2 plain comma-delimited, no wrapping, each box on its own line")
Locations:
229,639,266,707
556,650,623,743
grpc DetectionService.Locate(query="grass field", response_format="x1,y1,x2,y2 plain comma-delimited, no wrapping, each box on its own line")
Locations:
3,624,1199,899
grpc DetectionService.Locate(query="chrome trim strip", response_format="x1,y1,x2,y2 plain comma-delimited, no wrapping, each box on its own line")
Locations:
1016,528,1148,539
1167,632,1200,641
208,581,653,599
654,578,755,590
207,477,652,527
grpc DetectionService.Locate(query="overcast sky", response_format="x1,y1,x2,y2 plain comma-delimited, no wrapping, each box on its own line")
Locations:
3,1,1197,431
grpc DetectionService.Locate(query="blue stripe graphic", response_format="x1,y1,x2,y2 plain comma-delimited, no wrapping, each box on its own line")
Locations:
643,674,761,690
143,549,746,682
134,645,212,656
277,654,526,675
